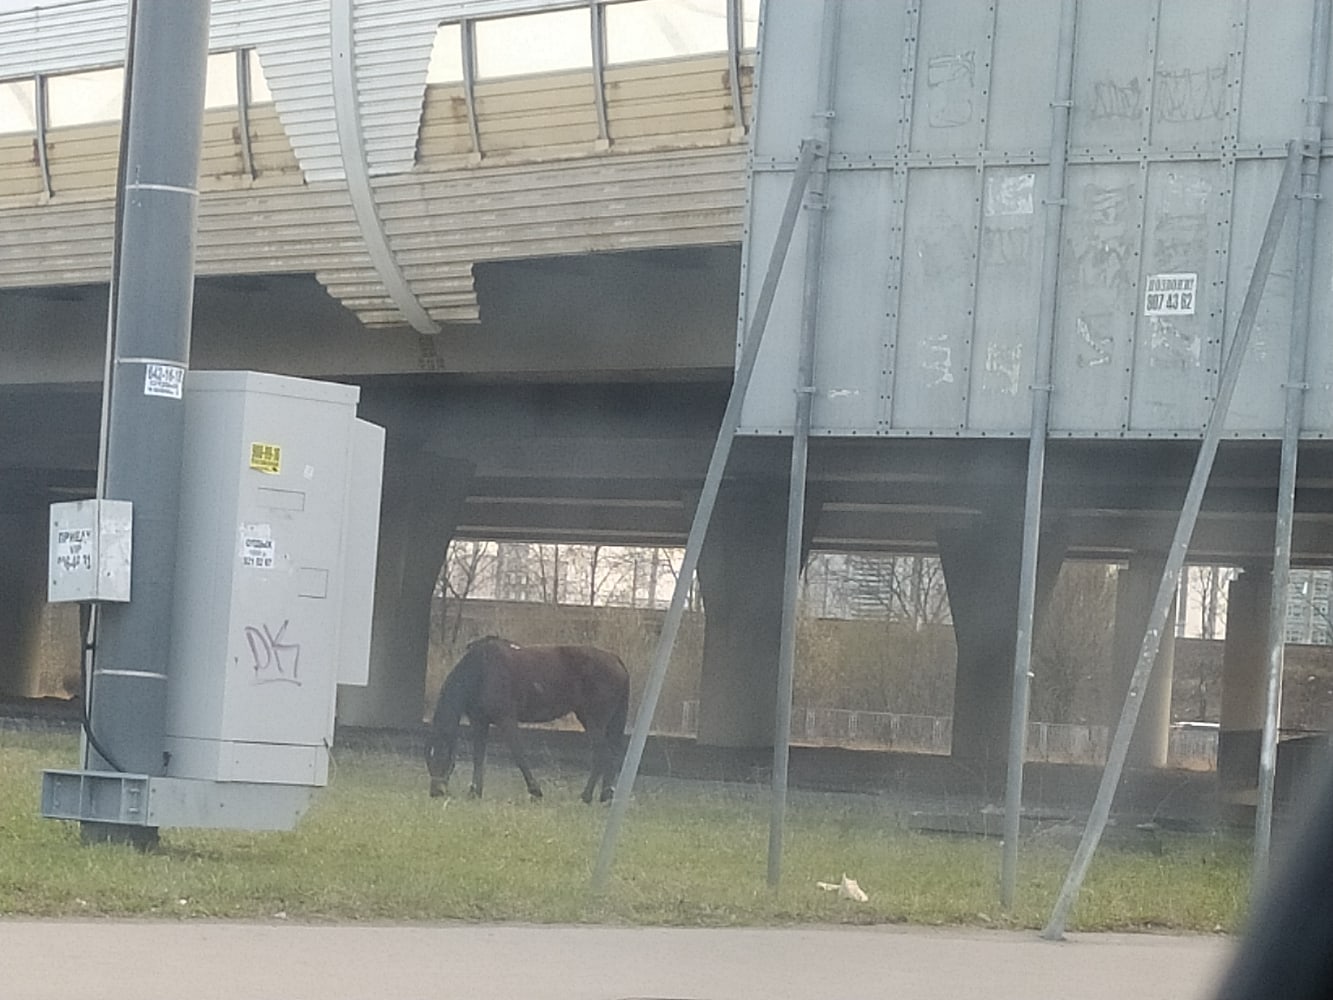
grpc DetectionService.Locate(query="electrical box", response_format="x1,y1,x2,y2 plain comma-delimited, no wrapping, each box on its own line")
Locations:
47,499,133,603
161,371,384,789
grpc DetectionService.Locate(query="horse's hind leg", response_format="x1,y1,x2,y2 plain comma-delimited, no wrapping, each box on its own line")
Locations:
580,728,606,805
496,718,542,799
598,731,624,803
469,723,488,798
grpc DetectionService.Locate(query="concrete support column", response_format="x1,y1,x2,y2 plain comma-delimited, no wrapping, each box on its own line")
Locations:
1219,568,1269,792
337,446,473,729
695,480,789,747
0,487,80,700
1110,553,1177,769
938,517,1020,771
938,516,1066,773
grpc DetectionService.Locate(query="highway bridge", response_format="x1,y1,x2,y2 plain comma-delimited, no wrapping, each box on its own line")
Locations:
2,0,1332,788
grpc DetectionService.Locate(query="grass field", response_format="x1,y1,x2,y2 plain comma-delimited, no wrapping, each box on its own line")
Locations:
0,729,1250,931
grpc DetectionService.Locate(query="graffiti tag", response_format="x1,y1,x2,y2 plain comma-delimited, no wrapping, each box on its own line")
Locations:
245,620,302,685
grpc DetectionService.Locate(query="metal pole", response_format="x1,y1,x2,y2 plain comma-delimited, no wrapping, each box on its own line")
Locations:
591,140,821,893
81,0,141,775
1255,0,1330,889
589,0,610,147
85,0,211,788
769,0,839,889
1000,0,1078,912
725,0,746,134
1042,141,1304,940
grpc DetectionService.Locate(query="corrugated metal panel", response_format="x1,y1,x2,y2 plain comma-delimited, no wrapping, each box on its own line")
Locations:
352,0,441,177
367,145,746,325
739,0,1333,439
0,1,128,75
0,134,43,201
477,71,601,156
0,2,753,329
0,0,343,183
605,55,748,151
0,181,364,286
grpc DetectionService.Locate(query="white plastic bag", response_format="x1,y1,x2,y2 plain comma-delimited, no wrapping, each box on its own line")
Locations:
816,873,869,902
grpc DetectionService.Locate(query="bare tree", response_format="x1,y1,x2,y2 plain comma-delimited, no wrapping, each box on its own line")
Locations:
841,553,951,626
1031,561,1116,723
442,539,496,644
527,542,562,604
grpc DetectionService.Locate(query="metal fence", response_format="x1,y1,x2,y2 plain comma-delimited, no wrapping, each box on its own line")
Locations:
672,702,1218,770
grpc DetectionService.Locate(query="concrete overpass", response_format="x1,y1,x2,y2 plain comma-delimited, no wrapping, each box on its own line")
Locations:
3,0,1333,788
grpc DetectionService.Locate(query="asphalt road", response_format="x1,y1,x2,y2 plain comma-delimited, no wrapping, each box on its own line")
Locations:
2,920,1233,1000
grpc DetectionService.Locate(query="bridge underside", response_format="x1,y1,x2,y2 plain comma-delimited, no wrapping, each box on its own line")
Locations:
7,375,1333,564
1,250,1327,784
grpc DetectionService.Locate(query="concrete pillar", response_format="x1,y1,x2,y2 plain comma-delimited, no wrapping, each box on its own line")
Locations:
938,517,1019,771
694,479,789,747
937,516,1066,772
0,486,80,700
1109,553,1177,769
1219,568,1269,792
337,446,473,729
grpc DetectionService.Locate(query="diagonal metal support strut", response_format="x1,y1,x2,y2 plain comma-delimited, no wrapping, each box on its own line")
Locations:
1041,139,1305,941
591,138,823,893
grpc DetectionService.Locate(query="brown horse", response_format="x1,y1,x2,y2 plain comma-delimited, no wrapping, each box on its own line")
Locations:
426,636,629,803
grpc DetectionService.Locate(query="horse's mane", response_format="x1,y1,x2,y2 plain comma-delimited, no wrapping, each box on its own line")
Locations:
436,636,516,721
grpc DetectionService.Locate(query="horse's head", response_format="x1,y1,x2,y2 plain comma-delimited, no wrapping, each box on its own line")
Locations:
425,728,458,797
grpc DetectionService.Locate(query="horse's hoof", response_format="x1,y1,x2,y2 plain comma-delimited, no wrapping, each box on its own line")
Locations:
581,791,593,805
468,786,482,799
600,789,615,804
528,788,543,800
429,783,445,798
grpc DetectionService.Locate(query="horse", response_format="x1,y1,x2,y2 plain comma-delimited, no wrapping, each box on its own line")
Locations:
425,636,630,803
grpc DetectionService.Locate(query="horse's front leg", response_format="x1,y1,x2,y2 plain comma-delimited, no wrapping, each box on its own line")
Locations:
469,723,488,798
496,717,542,799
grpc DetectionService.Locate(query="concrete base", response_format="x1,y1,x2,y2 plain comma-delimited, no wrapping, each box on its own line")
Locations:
337,446,473,729
43,769,314,832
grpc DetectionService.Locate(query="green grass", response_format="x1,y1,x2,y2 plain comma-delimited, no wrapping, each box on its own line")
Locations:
0,730,1249,930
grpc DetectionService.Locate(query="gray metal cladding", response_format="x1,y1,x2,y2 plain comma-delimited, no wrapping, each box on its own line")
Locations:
738,0,1332,439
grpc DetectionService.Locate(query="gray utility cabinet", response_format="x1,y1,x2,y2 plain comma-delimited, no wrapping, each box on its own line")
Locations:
163,371,382,787
43,371,384,831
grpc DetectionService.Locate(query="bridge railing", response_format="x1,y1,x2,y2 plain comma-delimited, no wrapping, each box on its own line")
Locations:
419,51,753,169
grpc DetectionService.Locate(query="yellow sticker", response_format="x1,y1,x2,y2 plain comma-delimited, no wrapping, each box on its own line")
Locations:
249,442,281,474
